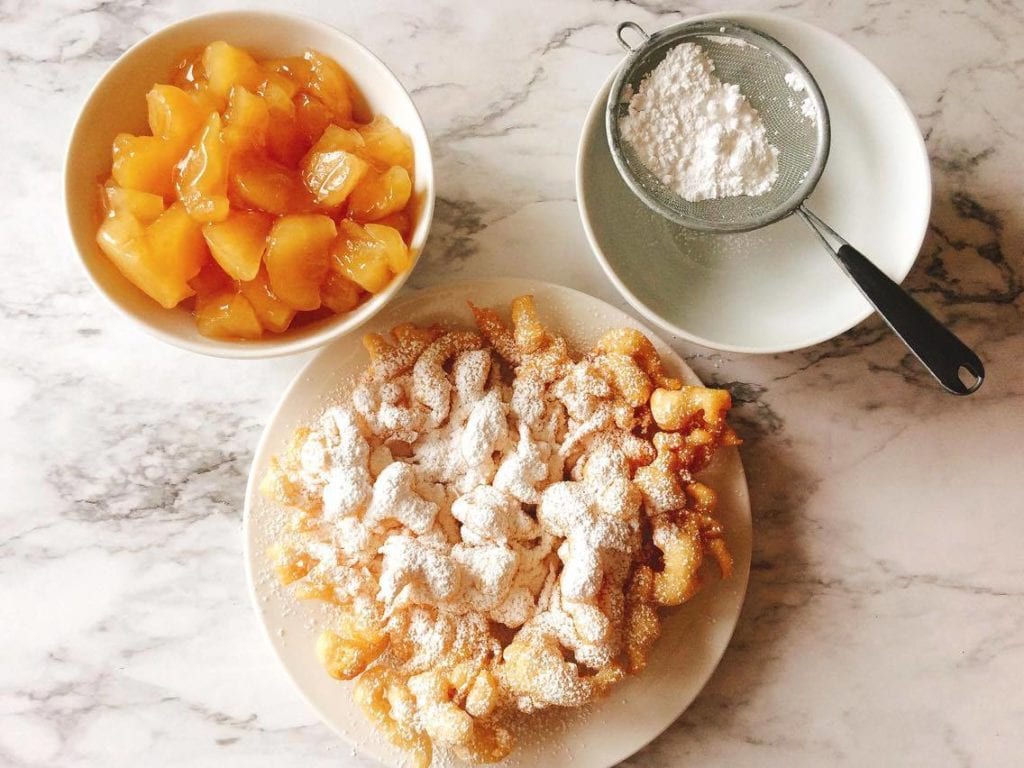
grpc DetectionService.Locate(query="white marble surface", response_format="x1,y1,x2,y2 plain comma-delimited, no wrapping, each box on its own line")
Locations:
2,0,1022,766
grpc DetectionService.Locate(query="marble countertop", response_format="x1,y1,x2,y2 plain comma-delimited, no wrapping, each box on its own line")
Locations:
3,0,1022,766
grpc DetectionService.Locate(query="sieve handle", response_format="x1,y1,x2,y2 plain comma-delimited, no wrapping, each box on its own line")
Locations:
616,22,650,53
798,208,984,395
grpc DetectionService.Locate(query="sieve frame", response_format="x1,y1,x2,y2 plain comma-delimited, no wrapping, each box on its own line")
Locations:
606,19,832,233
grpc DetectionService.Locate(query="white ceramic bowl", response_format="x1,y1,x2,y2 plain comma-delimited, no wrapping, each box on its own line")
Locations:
65,10,434,358
577,12,931,354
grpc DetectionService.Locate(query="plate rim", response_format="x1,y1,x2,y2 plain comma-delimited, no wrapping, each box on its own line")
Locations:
576,10,933,355
243,277,752,767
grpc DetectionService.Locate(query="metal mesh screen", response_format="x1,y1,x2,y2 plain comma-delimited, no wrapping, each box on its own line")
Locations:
606,21,831,232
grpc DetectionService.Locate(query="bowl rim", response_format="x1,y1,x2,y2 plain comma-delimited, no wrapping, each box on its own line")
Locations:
64,9,435,360
576,10,932,355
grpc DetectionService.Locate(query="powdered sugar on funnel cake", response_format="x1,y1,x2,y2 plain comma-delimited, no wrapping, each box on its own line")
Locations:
258,294,740,767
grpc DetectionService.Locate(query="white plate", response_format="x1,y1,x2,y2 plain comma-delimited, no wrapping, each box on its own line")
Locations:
244,278,752,767
577,12,932,354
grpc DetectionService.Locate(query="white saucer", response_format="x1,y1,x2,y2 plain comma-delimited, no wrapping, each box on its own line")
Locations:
577,12,932,354
243,278,752,767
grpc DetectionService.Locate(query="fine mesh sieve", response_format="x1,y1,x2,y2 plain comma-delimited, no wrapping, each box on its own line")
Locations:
606,20,830,233
603,19,984,395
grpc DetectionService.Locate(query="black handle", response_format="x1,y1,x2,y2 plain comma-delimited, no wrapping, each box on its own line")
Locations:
833,244,984,395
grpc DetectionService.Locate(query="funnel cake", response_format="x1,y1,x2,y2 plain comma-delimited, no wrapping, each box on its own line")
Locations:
260,295,740,766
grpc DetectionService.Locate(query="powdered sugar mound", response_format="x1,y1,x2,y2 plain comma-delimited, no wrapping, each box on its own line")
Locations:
379,532,459,607
365,462,440,534
452,542,518,611
451,485,538,544
493,423,552,504
785,70,818,123
308,407,374,520
460,390,508,467
619,42,779,201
